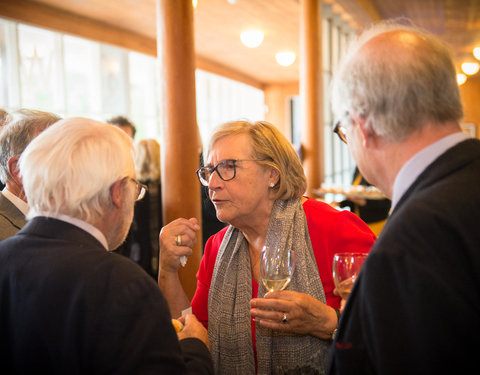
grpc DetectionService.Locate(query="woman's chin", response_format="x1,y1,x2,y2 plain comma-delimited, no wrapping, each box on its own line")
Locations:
214,209,233,225
215,212,229,224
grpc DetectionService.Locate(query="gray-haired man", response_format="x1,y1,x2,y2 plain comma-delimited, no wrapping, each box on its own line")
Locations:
0,109,60,240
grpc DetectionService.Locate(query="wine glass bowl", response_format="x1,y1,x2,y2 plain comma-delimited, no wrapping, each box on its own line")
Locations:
260,246,296,292
332,252,367,299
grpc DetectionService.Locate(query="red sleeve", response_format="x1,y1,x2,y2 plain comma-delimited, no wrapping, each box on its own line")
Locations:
303,198,376,309
190,227,228,328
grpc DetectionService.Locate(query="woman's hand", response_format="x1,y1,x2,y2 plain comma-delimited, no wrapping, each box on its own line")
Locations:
159,217,200,273
250,290,338,340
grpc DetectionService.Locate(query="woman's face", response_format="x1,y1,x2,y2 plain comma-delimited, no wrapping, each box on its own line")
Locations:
207,133,276,230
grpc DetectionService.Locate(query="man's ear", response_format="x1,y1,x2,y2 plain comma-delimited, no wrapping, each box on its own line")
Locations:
354,115,377,148
110,179,124,209
7,157,22,186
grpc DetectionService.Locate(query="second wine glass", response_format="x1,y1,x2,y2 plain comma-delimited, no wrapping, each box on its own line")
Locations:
260,246,296,292
332,252,367,299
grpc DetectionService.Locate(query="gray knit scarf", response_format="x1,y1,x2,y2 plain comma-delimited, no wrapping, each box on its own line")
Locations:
208,198,331,375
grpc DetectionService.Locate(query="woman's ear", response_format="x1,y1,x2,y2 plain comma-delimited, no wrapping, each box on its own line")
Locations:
269,167,280,186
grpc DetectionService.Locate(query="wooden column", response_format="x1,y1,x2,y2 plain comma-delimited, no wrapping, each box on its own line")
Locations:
156,0,201,299
299,0,323,196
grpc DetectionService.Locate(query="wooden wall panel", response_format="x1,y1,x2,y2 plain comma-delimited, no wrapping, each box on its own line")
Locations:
264,83,299,138
459,75,480,139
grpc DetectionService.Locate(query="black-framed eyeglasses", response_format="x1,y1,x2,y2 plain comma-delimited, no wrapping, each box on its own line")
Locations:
196,159,263,187
333,121,348,144
126,177,148,201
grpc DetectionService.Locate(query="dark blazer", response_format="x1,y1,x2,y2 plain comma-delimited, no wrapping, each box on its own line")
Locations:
0,217,213,375
0,192,26,241
328,139,480,375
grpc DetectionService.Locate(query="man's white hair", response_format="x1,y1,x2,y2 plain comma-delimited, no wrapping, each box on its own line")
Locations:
19,118,135,223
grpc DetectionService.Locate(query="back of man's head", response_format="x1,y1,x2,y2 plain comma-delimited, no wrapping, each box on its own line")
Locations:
19,118,135,223
332,21,463,142
0,109,61,184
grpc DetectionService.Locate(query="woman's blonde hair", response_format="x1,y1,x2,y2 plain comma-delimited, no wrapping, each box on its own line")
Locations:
135,139,161,182
207,121,306,200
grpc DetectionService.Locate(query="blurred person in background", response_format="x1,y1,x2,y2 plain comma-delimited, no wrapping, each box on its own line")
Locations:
0,109,60,241
0,109,7,126
107,115,137,139
107,115,137,260
128,138,163,278
339,167,391,236
0,109,9,191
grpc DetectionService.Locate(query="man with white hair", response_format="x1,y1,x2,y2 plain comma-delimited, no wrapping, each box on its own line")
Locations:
327,22,480,374
0,109,60,240
0,118,213,374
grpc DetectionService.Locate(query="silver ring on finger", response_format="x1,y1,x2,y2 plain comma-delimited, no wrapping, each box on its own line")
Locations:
282,313,287,324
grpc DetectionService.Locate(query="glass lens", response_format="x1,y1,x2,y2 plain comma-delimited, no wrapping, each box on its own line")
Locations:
334,122,347,144
137,185,146,201
217,160,235,181
197,168,210,186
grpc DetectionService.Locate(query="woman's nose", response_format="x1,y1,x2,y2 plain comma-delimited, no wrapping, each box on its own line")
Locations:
207,170,223,189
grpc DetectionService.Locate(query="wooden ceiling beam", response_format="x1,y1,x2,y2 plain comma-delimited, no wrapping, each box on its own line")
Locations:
0,0,156,56
195,55,264,90
355,0,382,22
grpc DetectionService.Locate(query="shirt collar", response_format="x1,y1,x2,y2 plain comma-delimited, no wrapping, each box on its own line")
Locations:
1,187,29,216
30,210,109,250
391,131,470,210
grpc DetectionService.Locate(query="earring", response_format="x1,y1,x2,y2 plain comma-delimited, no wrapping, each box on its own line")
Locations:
269,182,275,188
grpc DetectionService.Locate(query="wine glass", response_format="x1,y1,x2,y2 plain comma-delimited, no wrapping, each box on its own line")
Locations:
260,246,296,292
332,252,367,299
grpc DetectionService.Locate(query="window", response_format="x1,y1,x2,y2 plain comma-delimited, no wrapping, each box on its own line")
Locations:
0,18,265,146
128,52,161,139
195,69,264,148
64,35,101,116
18,24,62,112
323,13,356,187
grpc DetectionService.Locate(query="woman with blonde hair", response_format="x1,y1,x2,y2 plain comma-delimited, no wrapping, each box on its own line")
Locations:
159,121,375,374
125,138,163,277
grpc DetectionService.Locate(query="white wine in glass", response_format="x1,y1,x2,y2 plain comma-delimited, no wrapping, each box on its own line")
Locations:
260,246,296,292
332,252,367,299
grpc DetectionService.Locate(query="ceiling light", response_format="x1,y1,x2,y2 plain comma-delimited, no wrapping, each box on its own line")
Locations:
474,47,480,60
240,30,264,48
461,62,479,75
456,73,467,85
275,51,296,67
